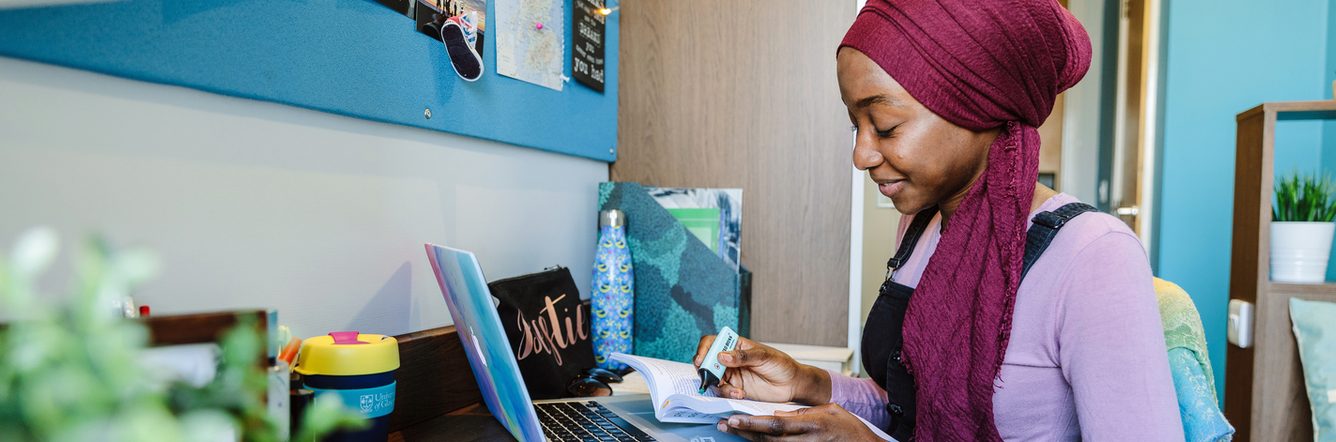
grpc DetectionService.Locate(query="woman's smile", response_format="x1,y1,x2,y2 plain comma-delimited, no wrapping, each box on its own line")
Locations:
875,178,907,199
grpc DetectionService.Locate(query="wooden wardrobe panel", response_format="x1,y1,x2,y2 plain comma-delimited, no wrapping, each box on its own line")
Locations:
614,1,857,346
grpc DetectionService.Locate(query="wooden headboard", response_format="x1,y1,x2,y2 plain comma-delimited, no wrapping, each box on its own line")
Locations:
1226,101,1336,441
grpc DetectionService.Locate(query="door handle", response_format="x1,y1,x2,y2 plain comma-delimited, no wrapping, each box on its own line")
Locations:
1115,206,1140,217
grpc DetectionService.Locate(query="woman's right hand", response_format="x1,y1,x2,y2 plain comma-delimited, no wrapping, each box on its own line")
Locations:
692,335,831,405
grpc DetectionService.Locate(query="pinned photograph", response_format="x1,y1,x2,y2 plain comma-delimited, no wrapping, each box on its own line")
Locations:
420,0,488,81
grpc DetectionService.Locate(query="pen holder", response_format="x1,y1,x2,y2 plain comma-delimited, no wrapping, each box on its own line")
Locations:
294,331,399,442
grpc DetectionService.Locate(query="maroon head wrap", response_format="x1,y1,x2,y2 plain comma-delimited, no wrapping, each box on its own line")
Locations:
840,1,1091,440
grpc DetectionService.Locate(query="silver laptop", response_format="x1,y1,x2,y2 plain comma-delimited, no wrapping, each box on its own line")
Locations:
425,243,739,441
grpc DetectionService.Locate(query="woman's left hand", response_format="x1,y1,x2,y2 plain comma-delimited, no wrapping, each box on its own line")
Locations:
716,404,883,441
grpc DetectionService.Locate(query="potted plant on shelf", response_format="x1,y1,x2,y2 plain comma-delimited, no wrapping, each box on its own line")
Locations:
1271,171,1336,283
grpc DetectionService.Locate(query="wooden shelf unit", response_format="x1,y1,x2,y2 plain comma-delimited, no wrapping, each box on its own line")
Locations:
1226,100,1336,442
1268,281,1336,300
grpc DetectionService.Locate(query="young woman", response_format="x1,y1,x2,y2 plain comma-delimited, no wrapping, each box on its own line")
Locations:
693,0,1184,440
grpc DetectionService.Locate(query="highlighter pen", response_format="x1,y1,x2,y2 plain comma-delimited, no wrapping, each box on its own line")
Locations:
697,326,740,394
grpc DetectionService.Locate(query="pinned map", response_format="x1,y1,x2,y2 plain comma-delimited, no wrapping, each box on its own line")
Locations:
495,0,565,91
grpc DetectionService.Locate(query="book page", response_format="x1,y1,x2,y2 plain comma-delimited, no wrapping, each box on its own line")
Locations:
612,353,898,440
609,353,809,421
661,395,796,423
727,398,806,416
610,353,716,400
659,395,736,423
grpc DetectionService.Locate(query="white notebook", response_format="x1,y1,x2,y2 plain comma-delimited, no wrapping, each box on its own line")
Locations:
609,353,894,440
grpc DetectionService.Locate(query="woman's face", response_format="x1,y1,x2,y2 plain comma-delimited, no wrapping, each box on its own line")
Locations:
837,48,998,216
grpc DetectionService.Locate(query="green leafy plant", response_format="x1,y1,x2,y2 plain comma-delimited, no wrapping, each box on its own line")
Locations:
1273,171,1336,222
0,228,364,442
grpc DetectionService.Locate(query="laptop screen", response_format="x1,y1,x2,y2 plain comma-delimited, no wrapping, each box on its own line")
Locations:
424,243,544,441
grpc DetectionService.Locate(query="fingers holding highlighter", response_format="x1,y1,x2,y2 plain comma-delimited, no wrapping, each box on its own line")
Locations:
690,330,867,440
713,341,778,400
693,329,757,400
695,327,740,393
692,329,831,405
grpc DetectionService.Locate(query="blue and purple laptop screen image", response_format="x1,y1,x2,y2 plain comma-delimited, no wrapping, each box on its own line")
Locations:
424,244,544,441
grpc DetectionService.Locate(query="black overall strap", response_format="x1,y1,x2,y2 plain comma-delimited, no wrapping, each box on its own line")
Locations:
886,206,940,273
1022,202,1099,280
884,202,1098,280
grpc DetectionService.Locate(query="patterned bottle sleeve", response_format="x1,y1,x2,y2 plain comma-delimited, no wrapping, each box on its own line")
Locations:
592,222,634,370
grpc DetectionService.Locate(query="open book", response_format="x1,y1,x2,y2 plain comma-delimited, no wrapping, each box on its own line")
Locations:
609,353,894,440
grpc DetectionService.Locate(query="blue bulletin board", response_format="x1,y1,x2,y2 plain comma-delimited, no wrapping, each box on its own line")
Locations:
0,0,619,162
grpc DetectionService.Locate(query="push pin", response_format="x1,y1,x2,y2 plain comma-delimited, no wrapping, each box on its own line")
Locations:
535,21,544,30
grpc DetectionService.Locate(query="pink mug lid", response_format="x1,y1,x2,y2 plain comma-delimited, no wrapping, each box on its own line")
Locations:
328,331,367,345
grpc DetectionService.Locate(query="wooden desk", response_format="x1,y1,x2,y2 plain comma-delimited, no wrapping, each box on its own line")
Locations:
385,326,490,438
390,403,512,442
139,315,513,440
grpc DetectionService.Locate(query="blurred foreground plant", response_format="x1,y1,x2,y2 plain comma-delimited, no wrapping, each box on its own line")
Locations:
0,228,363,441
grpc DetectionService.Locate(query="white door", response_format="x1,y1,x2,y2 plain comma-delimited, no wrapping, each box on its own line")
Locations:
1107,0,1163,249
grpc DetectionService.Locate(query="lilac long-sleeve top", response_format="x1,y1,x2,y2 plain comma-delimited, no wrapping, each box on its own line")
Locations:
831,193,1184,441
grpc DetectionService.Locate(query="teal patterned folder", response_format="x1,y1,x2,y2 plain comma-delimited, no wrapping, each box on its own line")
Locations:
598,182,741,363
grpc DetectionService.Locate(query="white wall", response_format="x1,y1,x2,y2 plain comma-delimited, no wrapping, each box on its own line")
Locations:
0,56,607,338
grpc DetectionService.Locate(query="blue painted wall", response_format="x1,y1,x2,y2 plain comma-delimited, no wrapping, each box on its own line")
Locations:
0,0,620,162
1324,0,1336,281
1155,0,1332,398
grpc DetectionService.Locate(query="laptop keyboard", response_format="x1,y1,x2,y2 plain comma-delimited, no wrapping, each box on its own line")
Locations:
536,401,656,441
